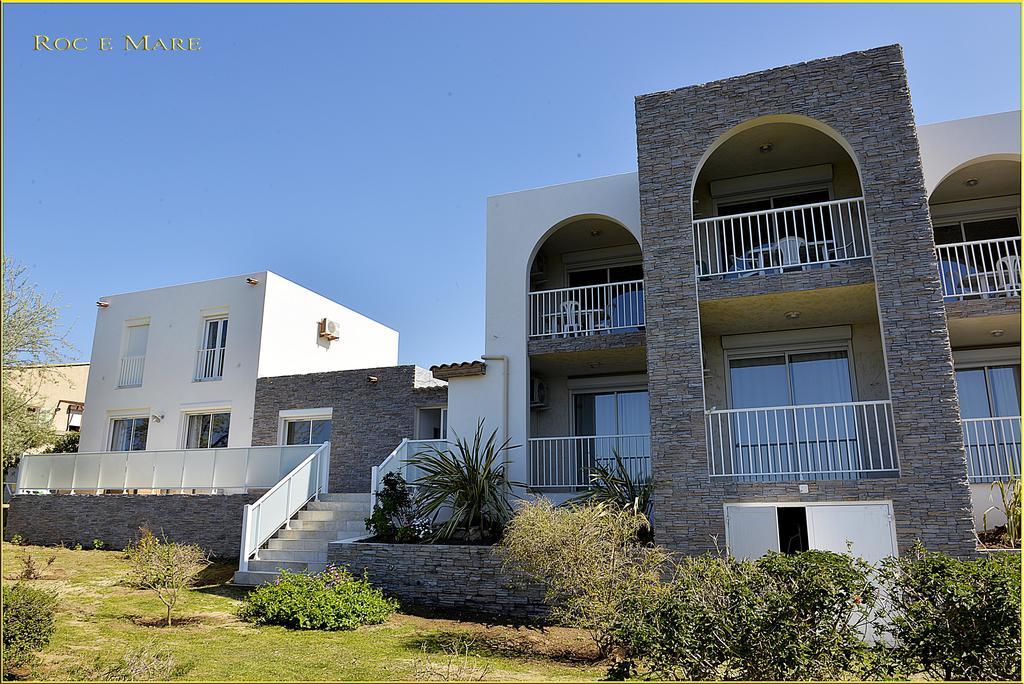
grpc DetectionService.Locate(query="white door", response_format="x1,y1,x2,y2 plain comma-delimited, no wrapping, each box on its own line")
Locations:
806,504,896,564
725,505,780,560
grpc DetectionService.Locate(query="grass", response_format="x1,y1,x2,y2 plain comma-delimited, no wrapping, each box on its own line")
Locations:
1,542,603,681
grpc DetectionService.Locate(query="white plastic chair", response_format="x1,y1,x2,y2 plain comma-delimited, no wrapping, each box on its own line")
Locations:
775,236,807,268
995,254,1021,294
560,300,582,337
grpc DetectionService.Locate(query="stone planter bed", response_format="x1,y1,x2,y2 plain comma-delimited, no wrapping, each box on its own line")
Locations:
327,538,548,620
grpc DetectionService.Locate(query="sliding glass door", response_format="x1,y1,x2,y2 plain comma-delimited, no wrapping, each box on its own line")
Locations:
727,350,865,480
572,389,650,480
956,365,1021,481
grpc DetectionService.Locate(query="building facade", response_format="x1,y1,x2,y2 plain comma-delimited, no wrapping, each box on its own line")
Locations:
444,45,1020,560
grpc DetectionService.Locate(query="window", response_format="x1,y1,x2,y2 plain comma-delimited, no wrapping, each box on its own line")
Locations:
416,408,448,440
195,317,228,381
118,323,149,388
955,365,1021,419
186,412,231,448
110,417,148,451
934,215,1019,246
728,349,854,408
567,263,644,288
573,389,650,436
66,405,83,432
284,417,331,446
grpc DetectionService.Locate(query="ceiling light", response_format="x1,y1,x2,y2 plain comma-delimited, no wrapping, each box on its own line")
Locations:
759,142,774,153
590,229,603,237
784,311,801,320
965,178,979,187
990,329,1005,337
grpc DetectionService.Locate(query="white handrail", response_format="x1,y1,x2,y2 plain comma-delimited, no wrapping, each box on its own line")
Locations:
529,279,645,339
117,355,145,388
693,197,870,278
706,400,899,481
369,439,447,515
528,434,651,489
935,236,1021,300
963,416,1021,483
238,441,331,572
14,444,318,493
194,347,225,381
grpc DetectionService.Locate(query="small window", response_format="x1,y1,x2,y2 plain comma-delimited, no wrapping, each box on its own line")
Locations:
186,412,231,449
195,317,228,381
285,418,332,446
66,406,83,432
110,417,149,451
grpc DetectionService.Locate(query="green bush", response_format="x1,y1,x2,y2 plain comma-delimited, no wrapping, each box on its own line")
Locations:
877,546,1021,681
608,551,882,680
2,583,59,677
42,431,79,454
238,567,398,630
364,472,430,543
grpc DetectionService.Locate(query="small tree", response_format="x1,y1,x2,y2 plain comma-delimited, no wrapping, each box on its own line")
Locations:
124,529,210,626
42,430,80,454
2,257,73,469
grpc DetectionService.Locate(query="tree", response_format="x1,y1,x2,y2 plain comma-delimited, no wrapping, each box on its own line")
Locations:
125,529,210,626
2,256,73,469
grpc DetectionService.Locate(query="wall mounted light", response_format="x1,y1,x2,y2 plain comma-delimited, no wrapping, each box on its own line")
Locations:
990,329,1006,337
96,301,110,308
965,178,980,187
367,375,379,384
759,142,774,153
784,310,801,320
245,277,260,285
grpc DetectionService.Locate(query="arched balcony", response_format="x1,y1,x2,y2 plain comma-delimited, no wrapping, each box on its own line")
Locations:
692,117,870,280
930,156,1021,300
527,217,644,340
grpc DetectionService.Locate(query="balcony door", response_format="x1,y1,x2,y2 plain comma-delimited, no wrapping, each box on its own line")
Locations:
955,365,1021,482
572,389,650,480
197,317,228,381
727,349,861,480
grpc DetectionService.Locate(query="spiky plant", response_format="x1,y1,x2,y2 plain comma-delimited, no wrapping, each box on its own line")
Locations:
408,420,520,542
571,450,654,540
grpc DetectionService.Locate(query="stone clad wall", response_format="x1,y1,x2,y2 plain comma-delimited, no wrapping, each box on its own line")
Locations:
635,45,976,557
328,540,548,620
251,365,448,493
3,493,258,557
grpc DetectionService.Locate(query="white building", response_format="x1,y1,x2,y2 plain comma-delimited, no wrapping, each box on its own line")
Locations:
79,271,399,453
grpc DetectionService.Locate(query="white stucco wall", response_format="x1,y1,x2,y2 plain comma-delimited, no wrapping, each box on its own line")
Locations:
80,272,269,452
971,482,1009,530
917,111,1021,196
444,173,642,485
256,272,398,378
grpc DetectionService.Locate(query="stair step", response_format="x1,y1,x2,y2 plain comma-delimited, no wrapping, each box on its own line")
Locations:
295,510,342,522
318,493,370,504
267,538,330,552
307,500,368,513
274,529,340,541
291,519,367,532
258,549,328,563
247,560,327,574
233,570,281,586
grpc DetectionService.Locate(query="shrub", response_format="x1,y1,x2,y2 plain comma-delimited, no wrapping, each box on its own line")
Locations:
500,500,668,656
238,566,398,630
9,533,25,546
570,450,654,541
877,545,1021,681
365,472,430,543
605,550,882,680
42,430,79,454
124,529,210,626
409,420,519,542
2,583,58,677
92,538,106,550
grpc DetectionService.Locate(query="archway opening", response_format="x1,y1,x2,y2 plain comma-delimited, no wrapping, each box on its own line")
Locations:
929,157,1020,300
692,119,866,279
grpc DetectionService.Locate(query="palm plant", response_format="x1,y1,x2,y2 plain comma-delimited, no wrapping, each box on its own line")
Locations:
408,420,520,542
571,450,654,541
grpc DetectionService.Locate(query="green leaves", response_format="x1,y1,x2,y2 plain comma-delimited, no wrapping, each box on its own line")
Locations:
569,450,654,540
407,420,520,542
2,583,58,678
238,568,397,631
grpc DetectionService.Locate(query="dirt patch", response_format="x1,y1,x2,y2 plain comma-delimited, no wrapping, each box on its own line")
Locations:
977,526,1021,550
395,614,601,665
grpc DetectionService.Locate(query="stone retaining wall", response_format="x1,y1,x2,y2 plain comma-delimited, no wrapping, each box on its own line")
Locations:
328,540,548,620
2,493,257,557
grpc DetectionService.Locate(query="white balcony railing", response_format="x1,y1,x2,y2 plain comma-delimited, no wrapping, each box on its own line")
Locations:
117,355,145,388
963,416,1021,483
195,347,225,381
369,438,447,513
239,441,330,572
529,280,645,339
693,197,871,279
706,400,898,481
528,434,651,489
13,444,322,494
935,237,1021,300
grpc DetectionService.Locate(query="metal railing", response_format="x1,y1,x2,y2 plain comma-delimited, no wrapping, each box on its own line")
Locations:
13,444,321,494
238,442,331,572
693,197,870,279
706,400,898,481
963,416,1021,483
117,355,145,388
528,434,651,489
370,438,447,514
194,347,225,381
529,280,645,339
935,237,1021,300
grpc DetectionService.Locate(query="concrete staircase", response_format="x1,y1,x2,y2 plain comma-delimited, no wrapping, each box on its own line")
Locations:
232,493,369,586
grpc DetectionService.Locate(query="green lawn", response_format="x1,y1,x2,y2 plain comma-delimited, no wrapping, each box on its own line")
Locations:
1,542,603,681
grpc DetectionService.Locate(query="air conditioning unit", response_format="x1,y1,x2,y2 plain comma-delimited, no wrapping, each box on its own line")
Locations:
530,377,548,409
318,318,340,341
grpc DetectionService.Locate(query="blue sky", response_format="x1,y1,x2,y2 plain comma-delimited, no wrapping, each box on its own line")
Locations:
3,3,1020,367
